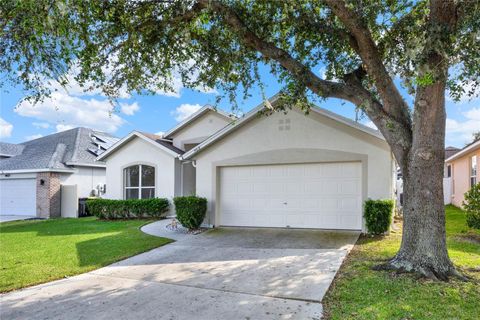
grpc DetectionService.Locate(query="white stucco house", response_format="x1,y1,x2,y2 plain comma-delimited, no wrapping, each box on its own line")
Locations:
99,96,395,232
0,128,118,219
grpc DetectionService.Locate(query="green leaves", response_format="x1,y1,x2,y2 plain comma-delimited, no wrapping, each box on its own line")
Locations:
364,199,394,235
415,72,435,87
173,196,207,230
86,198,170,219
463,183,480,229
1,0,479,106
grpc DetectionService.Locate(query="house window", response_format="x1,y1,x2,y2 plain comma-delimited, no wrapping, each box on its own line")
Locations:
471,155,477,187
447,164,452,178
124,165,155,199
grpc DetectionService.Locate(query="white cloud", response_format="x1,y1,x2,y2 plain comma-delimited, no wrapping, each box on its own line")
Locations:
32,122,50,129
25,134,43,140
45,63,131,99
120,102,140,116
446,107,480,145
15,92,130,133
363,120,378,130
0,118,13,138
171,103,202,122
155,131,165,137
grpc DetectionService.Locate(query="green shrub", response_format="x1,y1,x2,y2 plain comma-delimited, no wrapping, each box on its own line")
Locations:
364,199,394,235
86,198,169,219
463,183,480,229
173,196,207,229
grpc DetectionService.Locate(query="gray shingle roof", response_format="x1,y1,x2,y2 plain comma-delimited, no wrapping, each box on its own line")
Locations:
0,128,118,172
139,132,185,154
0,142,25,157
445,146,460,159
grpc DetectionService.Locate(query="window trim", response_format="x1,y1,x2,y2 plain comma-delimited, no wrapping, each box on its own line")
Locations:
471,155,477,187
123,164,156,199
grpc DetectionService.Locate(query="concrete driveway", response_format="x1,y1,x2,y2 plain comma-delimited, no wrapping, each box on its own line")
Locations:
0,225,359,320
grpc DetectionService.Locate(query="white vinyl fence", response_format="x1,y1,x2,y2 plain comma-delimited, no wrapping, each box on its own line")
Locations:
443,178,452,205
396,177,452,207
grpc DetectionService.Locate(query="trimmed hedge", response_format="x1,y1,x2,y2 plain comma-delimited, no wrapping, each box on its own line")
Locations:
364,199,394,235
86,198,169,219
173,196,207,229
463,183,480,229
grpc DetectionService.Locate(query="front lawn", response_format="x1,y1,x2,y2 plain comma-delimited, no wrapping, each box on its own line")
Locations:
0,217,172,292
323,205,480,320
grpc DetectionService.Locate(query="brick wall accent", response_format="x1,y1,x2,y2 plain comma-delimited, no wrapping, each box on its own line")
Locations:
36,173,61,218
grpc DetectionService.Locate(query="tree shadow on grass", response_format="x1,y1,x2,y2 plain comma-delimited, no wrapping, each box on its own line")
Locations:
74,232,172,267
0,217,155,236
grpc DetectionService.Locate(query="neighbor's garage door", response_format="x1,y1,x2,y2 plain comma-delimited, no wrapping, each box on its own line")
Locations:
219,162,362,230
0,179,37,216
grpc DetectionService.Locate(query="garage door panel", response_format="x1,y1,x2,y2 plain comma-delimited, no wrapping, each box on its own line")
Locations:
219,162,362,230
304,181,324,194
0,179,36,216
340,197,361,210
340,180,360,194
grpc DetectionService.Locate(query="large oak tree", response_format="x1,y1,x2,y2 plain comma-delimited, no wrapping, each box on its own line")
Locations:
2,0,479,280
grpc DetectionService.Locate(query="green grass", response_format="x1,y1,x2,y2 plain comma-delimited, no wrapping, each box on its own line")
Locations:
323,205,480,320
0,217,172,292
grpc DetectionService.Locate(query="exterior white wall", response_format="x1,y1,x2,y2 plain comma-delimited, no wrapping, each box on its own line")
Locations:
103,136,177,201
170,111,231,150
0,172,37,180
61,184,78,218
60,167,106,198
193,108,394,231
181,162,196,196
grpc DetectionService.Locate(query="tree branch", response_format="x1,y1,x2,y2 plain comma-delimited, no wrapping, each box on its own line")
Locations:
324,0,411,129
196,0,362,104
196,0,412,161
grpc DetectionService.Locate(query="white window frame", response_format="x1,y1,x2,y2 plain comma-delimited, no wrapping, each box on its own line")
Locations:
471,155,477,187
124,164,155,199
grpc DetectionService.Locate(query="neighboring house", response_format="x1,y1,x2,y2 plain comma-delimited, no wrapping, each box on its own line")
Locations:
0,128,118,218
444,146,460,177
100,96,395,232
445,140,480,207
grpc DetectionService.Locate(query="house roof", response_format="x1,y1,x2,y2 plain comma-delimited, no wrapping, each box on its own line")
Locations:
180,94,385,160
96,131,184,161
0,127,118,173
445,146,460,159
0,142,25,157
445,140,480,163
163,105,234,138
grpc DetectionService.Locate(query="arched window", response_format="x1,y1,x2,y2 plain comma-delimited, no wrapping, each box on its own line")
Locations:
124,164,155,199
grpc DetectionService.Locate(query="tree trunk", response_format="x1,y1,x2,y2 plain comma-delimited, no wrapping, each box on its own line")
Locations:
388,162,455,280
377,59,461,280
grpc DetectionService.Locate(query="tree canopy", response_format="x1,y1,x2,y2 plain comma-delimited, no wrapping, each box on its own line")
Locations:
2,0,479,106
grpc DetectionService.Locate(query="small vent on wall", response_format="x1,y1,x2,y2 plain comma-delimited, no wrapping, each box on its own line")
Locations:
278,118,291,131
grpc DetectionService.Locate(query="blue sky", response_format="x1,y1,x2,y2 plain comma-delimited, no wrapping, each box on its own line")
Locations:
0,65,479,148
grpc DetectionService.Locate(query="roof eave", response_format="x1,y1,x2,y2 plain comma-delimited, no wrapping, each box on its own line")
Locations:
181,95,386,160
445,140,480,163
0,168,76,174
164,105,234,138
97,131,180,161
65,161,106,168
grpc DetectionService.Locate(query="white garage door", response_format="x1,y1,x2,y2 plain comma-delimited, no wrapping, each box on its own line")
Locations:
219,162,362,230
0,179,37,216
